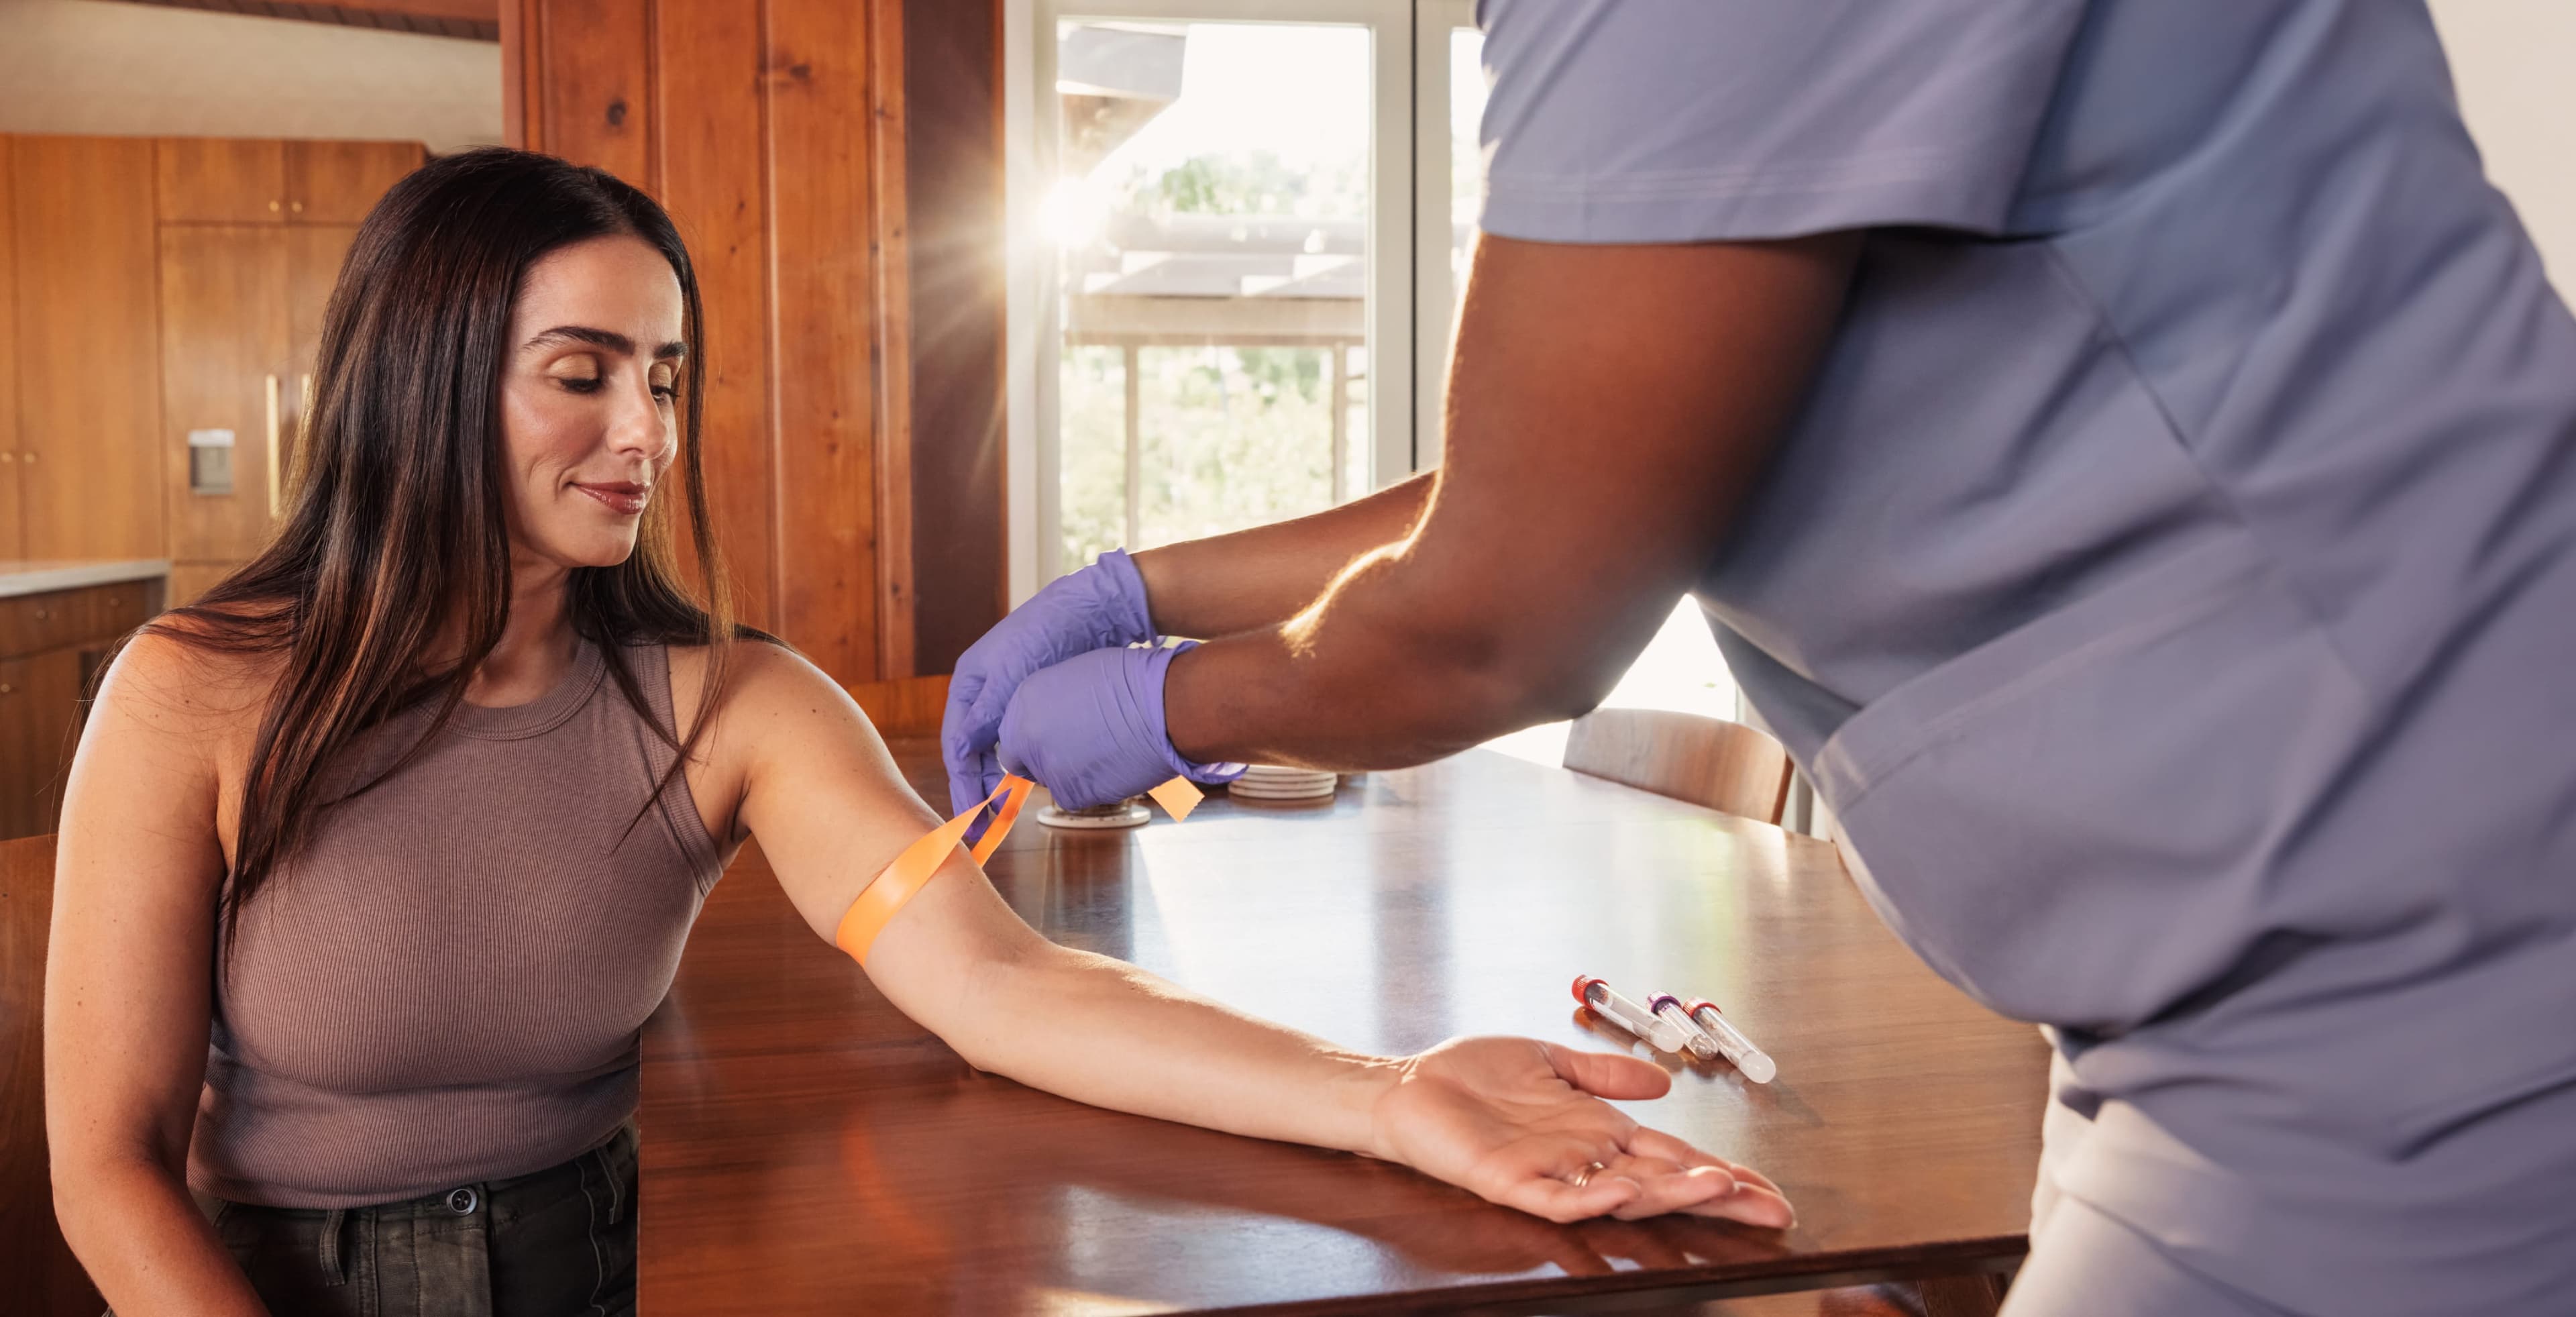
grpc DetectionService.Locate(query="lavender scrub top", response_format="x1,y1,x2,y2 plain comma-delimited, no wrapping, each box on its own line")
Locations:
1477,3,2576,1312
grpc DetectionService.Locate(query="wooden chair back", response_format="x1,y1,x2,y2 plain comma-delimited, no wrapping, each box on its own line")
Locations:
846,673,953,739
2,833,102,1314
1562,707,1794,825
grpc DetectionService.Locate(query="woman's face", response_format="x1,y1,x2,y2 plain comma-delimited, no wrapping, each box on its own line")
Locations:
499,235,686,572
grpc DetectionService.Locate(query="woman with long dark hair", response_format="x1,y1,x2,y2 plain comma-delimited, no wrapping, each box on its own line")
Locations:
42,148,1790,1316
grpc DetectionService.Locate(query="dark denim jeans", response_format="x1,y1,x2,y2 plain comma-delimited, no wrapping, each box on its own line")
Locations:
166,1125,637,1317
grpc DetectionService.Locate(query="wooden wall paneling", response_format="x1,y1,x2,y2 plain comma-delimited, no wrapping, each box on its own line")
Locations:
540,0,655,182
500,0,533,148
14,138,166,562
0,136,19,560
652,0,775,631
868,0,916,679
155,137,287,224
286,140,425,224
767,0,884,684
514,0,917,678
902,0,1008,673
845,672,949,737
160,226,292,564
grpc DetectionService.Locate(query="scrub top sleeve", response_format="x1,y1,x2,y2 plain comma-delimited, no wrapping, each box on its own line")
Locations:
1477,0,2088,244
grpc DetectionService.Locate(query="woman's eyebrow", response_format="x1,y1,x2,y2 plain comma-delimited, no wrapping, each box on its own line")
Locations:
524,325,688,359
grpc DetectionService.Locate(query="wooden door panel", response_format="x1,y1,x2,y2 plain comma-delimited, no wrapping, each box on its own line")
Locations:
14,137,164,562
160,225,292,564
156,137,287,225
287,140,423,224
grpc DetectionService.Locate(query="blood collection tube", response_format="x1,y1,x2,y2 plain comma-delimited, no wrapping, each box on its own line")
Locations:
1684,998,1778,1083
1572,976,1691,1054
1647,994,1722,1063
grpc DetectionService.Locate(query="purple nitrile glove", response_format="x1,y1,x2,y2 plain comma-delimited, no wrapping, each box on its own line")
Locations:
942,549,1156,819
995,641,1244,812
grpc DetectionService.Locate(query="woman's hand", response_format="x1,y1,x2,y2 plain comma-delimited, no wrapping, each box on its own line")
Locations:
1372,1037,1795,1227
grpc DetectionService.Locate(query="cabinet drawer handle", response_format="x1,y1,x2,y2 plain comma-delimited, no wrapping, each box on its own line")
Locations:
32,607,48,621
0,683,14,695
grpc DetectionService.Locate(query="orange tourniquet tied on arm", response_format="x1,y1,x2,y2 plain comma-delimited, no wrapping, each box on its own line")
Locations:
833,774,1202,963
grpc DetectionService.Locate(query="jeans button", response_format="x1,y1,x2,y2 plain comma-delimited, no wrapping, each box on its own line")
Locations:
446,1187,479,1215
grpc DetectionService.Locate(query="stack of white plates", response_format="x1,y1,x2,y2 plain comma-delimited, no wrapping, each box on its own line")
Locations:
1227,763,1338,802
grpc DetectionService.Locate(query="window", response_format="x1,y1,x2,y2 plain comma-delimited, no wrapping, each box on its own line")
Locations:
1011,0,1419,590
1007,0,1741,773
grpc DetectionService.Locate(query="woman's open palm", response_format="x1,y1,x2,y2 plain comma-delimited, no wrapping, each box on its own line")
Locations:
1371,1036,1796,1227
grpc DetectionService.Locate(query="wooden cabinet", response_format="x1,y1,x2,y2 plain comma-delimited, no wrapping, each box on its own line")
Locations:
164,563,238,608
9,136,165,564
5,133,418,578
164,221,366,584
161,225,292,565
154,138,423,227
0,649,83,841
289,224,361,371
0,578,159,841
156,137,291,223
145,139,417,586
290,141,423,223
0,136,18,561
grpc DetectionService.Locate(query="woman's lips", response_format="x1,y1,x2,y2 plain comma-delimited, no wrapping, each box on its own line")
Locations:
574,482,651,516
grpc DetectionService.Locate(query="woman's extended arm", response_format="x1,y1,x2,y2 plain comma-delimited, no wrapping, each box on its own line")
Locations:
716,643,1791,1225
46,634,270,1316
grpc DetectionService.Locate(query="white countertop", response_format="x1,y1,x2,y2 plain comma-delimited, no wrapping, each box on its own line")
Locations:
0,559,171,599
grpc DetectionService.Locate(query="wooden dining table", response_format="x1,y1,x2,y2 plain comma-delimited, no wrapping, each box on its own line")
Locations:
639,742,2049,1314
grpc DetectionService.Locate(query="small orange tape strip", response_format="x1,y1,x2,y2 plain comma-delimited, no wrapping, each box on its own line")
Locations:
833,774,1201,963
1146,774,1204,822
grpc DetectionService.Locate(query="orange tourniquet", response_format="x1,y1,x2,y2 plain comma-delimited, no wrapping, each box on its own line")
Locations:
832,774,1201,963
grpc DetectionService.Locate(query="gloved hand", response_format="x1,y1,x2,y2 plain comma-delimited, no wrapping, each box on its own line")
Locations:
942,549,1156,817
996,641,1243,811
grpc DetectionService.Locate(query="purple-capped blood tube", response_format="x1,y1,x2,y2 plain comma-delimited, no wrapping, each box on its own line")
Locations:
1572,976,1692,1053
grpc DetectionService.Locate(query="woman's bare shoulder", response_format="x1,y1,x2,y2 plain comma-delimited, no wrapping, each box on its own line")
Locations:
665,635,837,720
99,613,288,739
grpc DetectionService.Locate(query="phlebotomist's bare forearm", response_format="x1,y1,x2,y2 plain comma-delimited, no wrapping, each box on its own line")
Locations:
1161,232,1860,770
1134,470,1437,641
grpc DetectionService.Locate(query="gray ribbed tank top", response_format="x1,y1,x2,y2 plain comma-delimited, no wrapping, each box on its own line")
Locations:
190,640,724,1208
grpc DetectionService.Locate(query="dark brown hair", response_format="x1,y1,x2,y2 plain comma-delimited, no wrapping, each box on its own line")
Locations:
143,147,751,936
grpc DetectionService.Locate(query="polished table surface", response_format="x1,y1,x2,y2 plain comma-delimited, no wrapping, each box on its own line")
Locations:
639,743,2047,1314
